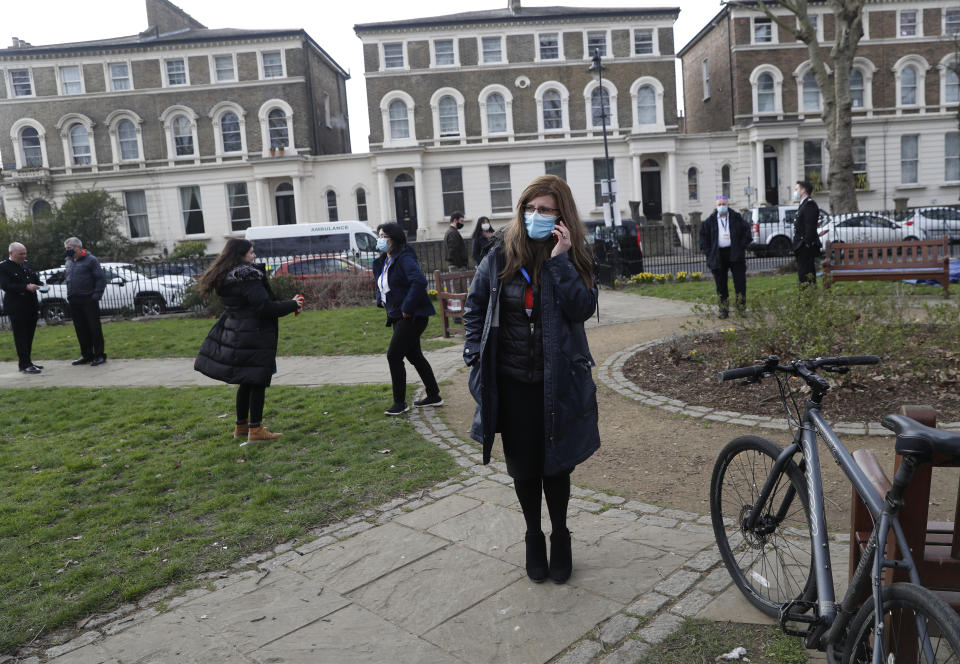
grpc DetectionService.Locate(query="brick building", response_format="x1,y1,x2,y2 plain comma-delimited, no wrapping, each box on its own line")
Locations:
679,1,960,210
355,1,685,238
0,0,355,254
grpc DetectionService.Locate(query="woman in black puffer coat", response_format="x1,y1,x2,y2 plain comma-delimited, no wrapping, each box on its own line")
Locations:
194,238,303,444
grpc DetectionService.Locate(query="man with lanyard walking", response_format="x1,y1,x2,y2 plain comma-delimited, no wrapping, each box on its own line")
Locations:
792,180,821,285
699,195,751,319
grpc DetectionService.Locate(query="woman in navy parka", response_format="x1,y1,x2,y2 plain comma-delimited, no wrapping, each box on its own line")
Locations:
463,175,599,584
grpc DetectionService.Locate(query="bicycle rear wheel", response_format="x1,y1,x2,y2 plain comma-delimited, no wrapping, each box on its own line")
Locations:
711,435,815,618
844,582,960,663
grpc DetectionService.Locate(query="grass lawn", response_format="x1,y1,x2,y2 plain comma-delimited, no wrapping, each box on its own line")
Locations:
0,306,452,362
0,384,457,653
636,618,806,663
621,271,947,302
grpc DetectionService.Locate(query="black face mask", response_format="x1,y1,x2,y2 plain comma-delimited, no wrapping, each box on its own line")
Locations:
455,222,464,230
65,249,76,257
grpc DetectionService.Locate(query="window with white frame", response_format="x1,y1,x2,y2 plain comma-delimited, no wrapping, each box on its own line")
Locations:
437,95,459,137
383,42,404,69
117,119,139,160
901,65,918,105
220,112,242,153
591,87,611,127
326,190,338,221
901,134,918,184
214,55,235,82
803,140,823,185
124,191,150,238
481,36,503,63
434,39,455,66
593,158,614,207
757,72,776,112
489,165,512,213
69,124,91,165
636,85,657,125
899,10,918,37
753,17,773,43
173,115,194,156
226,183,251,231
543,89,563,129
440,168,464,217
586,31,607,57
355,187,368,221
702,59,710,98
267,108,289,148
20,126,43,167
946,66,959,104
165,59,187,86
545,160,566,180
802,70,820,111
10,69,33,96
721,164,731,199
180,186,205,235
634,29,654,55
539,33,560,60
850,68,865,108
262,51,284,78
59,65,83,95
852,137,868,189
946,132,959,181
946,8,960,36
687,167,698,201
486,92,507,133
388,99,410,139
109,63,130,91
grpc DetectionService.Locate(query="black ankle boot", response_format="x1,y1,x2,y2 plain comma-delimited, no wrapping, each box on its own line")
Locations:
549,528,572,584
525,531,548,583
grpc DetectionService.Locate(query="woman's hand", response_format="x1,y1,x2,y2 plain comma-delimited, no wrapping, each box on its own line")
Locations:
293,294,305,311
402,312,411,318
551,220,572,258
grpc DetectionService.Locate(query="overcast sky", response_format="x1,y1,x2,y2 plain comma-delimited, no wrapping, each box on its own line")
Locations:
3,0,725,152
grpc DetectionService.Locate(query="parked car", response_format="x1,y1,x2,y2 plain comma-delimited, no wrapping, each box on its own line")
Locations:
745,205,831,256
818,213,925,245
37,264,188,321
270,255,374,301
583,219,644,277
894,207,960,244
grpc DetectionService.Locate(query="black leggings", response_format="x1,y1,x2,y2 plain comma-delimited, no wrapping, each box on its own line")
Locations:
386,315,439,405
514,473,571,534
236,384,266,425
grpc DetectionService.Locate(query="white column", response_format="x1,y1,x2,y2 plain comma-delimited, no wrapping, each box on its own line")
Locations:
631,154,642,207
377,168,391,223
783,139,796,203
292,176,304,224
255,178,271,226
413,166,427,240
665,151,677,214
754,140,765,204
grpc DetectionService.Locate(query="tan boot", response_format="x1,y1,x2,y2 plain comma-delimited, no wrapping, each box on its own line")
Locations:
233,421,249,438
246,423,282,443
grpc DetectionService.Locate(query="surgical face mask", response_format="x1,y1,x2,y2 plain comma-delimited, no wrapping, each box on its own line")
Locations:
716,205,728,215
793,190,801,202
524,211,557,240
376,237,389,253
65,248,75,257
481,223,492,232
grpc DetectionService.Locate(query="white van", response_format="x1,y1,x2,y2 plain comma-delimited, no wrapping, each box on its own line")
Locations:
244,222,379,265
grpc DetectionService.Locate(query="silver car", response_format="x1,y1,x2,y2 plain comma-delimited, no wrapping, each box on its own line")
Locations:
895,207,960,244
819,213,925,245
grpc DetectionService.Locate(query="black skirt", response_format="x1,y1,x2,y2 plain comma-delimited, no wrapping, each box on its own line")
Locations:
497,375,547,480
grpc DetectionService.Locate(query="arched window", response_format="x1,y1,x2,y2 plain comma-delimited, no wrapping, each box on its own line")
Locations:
31,199,51,218
21,127,43,167
173,115,194,156
591,87,610,127
802,70,820,111
721,164,731,199
636,86,656,124
220,112,242,153
901,65,917,105
543,89,562,129
268,108,289,148
69,124,91,165
687,167,698,201
388,99,409,139
437,95,459,137
486,92,507,133
326,190,338,221
757,73,775,112
117,119,139,160
355,187,368,221
850,69,865,108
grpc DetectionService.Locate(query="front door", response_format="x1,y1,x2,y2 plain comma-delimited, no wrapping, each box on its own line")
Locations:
640,171,662,220
764,151,779,205
275,183,296,225
393,178,417,238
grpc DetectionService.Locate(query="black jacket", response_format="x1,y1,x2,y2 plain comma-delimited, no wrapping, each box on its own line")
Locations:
497,274,544,383
372,246,435,320
194,264,298,386
472,234,495,265
698,209,751,270
444,226,468,267
793,197,821,252
0,258,41,313
65,251,107,300
464,246,600,476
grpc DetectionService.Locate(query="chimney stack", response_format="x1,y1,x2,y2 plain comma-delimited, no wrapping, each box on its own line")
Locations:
509,0,521,14
11,37,20,48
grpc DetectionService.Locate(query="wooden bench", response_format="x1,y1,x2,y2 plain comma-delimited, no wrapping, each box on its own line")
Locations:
823,237,950,296
433,269,474,338
850,406,960,610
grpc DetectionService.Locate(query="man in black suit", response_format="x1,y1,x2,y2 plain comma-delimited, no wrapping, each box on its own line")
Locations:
0,242,43,373
699,195,752,319
792,180,821,285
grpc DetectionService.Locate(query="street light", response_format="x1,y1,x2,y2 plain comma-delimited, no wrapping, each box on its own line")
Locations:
588,48,621,282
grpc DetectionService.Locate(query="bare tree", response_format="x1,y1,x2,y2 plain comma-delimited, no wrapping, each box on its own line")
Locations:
730,0,866,213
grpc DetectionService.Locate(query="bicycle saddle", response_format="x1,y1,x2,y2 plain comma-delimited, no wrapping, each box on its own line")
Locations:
882,414,960,459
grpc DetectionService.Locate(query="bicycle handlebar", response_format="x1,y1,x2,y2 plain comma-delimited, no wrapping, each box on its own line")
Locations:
717,354,880,384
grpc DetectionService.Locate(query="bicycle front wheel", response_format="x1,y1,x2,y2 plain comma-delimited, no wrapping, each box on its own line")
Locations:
710,435,815,618
844,583,960,663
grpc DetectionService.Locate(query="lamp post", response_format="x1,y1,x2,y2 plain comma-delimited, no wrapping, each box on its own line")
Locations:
588,48,621,282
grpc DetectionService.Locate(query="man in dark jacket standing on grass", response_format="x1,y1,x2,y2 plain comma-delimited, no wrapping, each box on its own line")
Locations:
699,195,751,319
63,237,107,366
0,242,43,374
792,180,821,285
444,211,468,271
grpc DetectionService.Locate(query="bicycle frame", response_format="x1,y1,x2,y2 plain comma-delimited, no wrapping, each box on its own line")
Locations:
745,399,932,660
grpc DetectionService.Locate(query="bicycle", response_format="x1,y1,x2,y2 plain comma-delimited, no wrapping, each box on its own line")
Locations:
710,354,960,663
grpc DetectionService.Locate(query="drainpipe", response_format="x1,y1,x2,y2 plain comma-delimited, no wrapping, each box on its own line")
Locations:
726,11,735,128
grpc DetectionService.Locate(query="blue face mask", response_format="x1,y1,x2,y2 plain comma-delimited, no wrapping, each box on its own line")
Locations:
716,205,728,215
376,237,389,253
524,211,557,240
65,249,75,257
